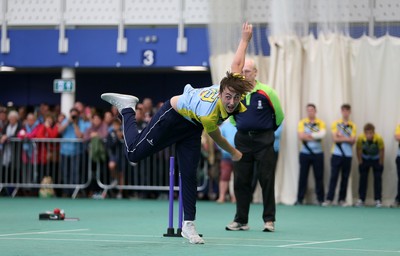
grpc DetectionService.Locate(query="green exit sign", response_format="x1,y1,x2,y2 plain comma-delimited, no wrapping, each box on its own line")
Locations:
53,79,75,93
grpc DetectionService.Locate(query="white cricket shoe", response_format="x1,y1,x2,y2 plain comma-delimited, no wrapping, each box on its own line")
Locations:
181,221,205,244
101,93,139,113
321,200,332,207
355,199,364,207
375,200,382,208
225,221,249,231
263,221,275,232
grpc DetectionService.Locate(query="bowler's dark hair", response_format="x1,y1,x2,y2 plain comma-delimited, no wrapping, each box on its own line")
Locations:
219,72,253,96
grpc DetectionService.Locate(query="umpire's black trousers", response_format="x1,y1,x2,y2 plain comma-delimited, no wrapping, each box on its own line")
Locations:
233,129,276,224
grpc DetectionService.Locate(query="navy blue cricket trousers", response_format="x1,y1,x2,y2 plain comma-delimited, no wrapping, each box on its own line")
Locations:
297,152,325,203
326,155,352,202
121,100,203,221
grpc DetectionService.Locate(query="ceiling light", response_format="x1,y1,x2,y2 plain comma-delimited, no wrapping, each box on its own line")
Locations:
173,66,208,72
0,66,16,72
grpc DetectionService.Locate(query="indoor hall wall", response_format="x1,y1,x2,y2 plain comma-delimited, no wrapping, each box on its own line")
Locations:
0,27,210,68
0,70,212,109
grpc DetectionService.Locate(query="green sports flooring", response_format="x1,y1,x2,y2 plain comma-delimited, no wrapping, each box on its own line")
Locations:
1,197,399,256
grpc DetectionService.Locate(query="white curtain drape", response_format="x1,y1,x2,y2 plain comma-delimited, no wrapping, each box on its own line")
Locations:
269,34,400,205
208,0,400,206
268,36,304,204
350,36,400,204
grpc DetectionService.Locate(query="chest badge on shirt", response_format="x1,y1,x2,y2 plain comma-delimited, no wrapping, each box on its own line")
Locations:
257,100,263,109
147,139,154,146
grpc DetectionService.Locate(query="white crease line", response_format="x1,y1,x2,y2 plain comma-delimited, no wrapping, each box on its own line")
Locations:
0,237,318,248
51,232,314,243
207,237,314,243
2,237,398,253
278,237,362,247
52,233,160,238
0,229,89,237
294,245,400,254
29,231,353,244
0,237,172,245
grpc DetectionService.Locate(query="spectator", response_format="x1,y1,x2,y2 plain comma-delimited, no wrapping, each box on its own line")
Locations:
135,103,148,132
57,108,88,197
0,107,8,135
83,112,108,142
18,114,58,195
36,103,49,124
274,121,284,159
110,105,119,118
1,110,22,193
17,106,28,125
198,131,219,201
142,97,155,123
56,113,66,129
17,113,40,191
103,111,114,131
74,101,92,129
216,120,237,203
84,112,108,198
36,114,59,187
106,118,125,199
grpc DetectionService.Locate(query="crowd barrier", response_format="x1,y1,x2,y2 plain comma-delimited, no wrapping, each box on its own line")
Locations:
0,138,208,198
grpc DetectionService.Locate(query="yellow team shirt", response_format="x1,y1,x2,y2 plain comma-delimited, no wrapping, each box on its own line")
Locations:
396,124,400,157
356,133,384,160
298,118,326,154
330,119,357,157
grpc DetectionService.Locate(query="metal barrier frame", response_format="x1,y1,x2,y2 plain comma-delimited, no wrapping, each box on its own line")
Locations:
0,137,208,198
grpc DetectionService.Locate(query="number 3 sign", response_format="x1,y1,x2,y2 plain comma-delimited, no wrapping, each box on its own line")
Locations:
142,50,155,66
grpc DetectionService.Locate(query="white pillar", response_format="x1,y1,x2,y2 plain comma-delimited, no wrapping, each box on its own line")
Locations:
60,67,75,118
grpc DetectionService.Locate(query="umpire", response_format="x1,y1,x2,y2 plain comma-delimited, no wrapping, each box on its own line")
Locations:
226,59,284,232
